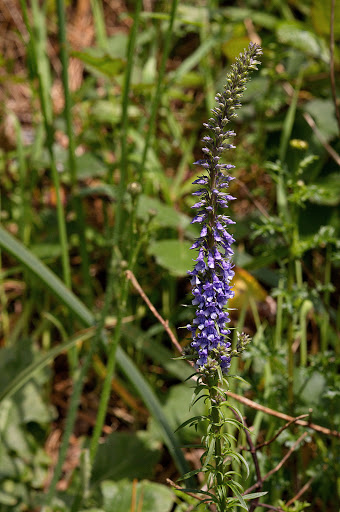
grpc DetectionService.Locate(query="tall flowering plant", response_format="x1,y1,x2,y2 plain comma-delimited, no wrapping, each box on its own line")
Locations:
178,43,265,511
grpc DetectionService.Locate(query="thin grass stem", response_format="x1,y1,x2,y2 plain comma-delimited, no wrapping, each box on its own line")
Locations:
21,0,72,290
56,0,94,304
111,0,142,192
90,0,108,48
138,0,179,182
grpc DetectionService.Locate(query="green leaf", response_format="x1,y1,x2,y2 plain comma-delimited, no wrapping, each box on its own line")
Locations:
0,227,190,481
243,491,268,500
0,491,17,506
137,195,192,231
303,99,339,141
117,351,193,484
276,21,329,62
0,330,94,404
174,415,208,433
311,0,340,37
148,240,193,276
148,384,207,443
295,368,326,411
222,37,252,61
0,226,94,327
0,338,55,424
221,7,278,29
227,481,248,510
76,153,108,178
90,100,140,124
72,49,125,77
91,432,160,486
122,325,192,382
101,479,174,512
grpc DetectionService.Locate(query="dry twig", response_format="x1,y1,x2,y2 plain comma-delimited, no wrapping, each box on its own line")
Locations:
126,270,183,355
127,268,340,439
282,81,340,166
257,504,284,511
166,478,215,511
303,111,340,166
286,476,315,506
244,432,309,494
226,391,340,439
255,414,309,449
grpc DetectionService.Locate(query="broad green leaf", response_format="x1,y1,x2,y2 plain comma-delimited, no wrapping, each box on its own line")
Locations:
222,37,251,61
303,99,339,141
101,479,174,512
90,100,140,124
314,173,340,206
106,33,128,58
76,153,107,178
311,0,340,37
148,240,193,276
122,324,192,382
0,490,17,506
148,384,207,443
276,21,329,62
0,330,94,404
0,339,54,425
294,369,326,410
222,7,278,29
137,195,192,231
117,350,193,484
91,432,160,486
30,243,62,260
72,49,125,77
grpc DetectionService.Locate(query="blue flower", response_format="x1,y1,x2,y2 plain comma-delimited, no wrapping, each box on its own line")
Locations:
187,43,262,375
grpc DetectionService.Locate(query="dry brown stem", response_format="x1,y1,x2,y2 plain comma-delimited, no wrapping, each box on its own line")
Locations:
244,432,308,494
257,504,284,511
286,476,315,506
255,414,310,449
125,270,183,355
166,478,215,511
226,391,340,439
127,268,340,440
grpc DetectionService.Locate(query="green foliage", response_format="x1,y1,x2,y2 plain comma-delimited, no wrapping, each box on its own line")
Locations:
0,0,339,510
100,479,174,512
91,431,161,485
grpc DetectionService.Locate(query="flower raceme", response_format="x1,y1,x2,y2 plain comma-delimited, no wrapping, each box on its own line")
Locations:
186,43,262,375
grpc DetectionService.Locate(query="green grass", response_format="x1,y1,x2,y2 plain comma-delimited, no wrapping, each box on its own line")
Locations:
0,1,339,511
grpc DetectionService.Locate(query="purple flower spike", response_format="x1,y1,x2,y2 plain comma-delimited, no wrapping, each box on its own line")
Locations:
186,42,263,375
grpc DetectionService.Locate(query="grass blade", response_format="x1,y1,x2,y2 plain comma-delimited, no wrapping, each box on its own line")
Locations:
0,226,190,480
116,348,193,485
0,328,95,404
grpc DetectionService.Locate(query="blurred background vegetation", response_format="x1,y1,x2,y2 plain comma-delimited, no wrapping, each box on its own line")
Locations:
0,0,339,511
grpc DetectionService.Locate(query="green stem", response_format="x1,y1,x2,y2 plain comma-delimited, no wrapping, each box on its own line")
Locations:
287,256,295,411
89,210,144,463
207,377,225,510
90,0,108,48
321,243,332,352
56,0,94,304
21,0,72,290
138,0,179,182
274,276,284,349
88,0,143,463
45,337,98,505
112,0,142,239
88,264,129,462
